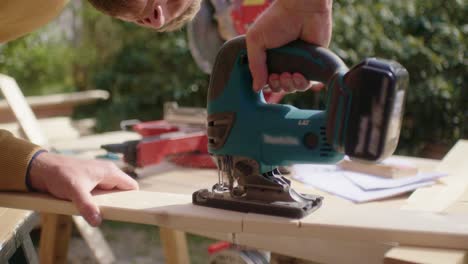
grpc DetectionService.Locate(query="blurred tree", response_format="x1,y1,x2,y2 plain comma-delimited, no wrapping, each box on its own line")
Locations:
0,32,74,95
287,0,467,157
74,5,209,131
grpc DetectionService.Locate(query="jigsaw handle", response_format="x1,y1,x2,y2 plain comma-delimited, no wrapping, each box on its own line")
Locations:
265,40,348,84
208,36,347,103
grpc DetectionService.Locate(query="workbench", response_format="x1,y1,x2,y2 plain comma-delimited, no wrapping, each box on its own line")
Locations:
0,209,39,263
0,132,467,263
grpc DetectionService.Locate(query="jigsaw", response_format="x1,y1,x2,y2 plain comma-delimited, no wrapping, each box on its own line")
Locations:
193,36,409,218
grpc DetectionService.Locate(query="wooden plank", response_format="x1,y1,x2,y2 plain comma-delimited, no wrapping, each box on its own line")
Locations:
0,90,109,123
51,131,141,153
402,140,468,212
0,90,109,110
163,102,206,125
0,190,467,249
39,214,73,264
384,247,467,264
0,74,47,146
244,206,468,249
0,117,82,143
338,159,419,178
385,140,468,263
159,227,190,264
0,190,244,232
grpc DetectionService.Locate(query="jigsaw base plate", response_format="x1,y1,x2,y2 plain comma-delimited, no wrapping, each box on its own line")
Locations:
192,189,323,219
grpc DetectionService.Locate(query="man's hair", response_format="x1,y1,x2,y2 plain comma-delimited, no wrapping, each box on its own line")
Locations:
87,0,201,32
158,0,201,32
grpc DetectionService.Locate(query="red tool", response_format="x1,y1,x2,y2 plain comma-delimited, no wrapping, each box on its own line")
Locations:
101,92,285,173
132,120,179,137
101,130,217,172
207,241,270,263
230,0,273,34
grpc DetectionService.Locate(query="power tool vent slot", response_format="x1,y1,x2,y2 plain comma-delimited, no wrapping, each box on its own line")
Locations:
207,112,236,150
319,126,332,157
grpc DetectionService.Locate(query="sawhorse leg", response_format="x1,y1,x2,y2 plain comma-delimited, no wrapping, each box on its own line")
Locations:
159,227,190,264
39,214,73,264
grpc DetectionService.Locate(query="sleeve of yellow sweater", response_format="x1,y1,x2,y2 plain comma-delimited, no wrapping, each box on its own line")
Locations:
0,0,67,43
0,130,42,191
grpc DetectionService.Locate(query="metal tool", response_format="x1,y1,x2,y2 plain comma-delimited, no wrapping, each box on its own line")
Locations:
193,36,409,218
101,97,287,174
188,0,273,73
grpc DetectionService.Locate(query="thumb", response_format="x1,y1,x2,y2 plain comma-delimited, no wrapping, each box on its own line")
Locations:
72,189,102,227
246,35,268,92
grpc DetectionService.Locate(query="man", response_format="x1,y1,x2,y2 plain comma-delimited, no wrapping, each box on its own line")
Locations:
0,0,332,226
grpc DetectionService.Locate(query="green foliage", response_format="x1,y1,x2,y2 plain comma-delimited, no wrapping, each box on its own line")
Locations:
72,5,209,132
289,0,467,155
0,31,75,95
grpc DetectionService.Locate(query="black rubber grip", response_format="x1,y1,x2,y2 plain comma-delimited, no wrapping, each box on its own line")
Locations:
266,40,348,83
208,36,348,102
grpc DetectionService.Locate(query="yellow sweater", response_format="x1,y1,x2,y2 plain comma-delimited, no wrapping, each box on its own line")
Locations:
1,0,66,190
0,131,42,191
0,0,67,43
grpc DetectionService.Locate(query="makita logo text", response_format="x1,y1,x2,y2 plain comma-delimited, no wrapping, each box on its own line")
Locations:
263,134,300,145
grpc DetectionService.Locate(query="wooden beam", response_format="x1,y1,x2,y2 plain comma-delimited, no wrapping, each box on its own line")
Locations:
402,140,468,212
159,227,190,264
0,90,109,123
385,140,468,263
0,189,467,250
39,214,73,264
384,246,467,264
0,74,47,146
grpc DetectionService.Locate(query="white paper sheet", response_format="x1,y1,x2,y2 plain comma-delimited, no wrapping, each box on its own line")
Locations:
292,164,439,203
343,171,447,191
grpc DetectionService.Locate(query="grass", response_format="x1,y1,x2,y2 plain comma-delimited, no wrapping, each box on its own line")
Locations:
99,220,217,264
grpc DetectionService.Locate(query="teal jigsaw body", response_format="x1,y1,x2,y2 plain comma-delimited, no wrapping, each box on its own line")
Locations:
208,49,345,173
195,36,408,219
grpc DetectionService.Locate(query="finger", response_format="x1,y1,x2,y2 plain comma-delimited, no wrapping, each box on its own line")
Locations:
292,73,310,91
310,81,325,92
279,72,294,92
106,164,139,190
71,189,102,227
268,74,281,92
246,33,268,92
97,181,117,190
